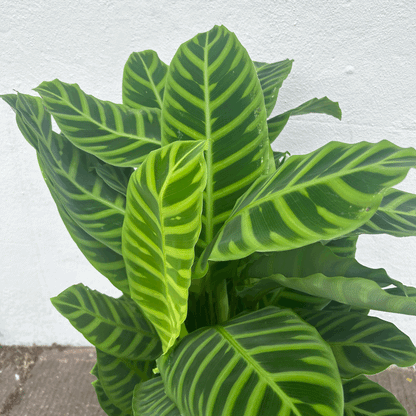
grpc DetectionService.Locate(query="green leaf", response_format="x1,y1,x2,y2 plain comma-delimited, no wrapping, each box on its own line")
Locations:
243,242,407,295
1,93,40,150
157,306,343,416
258,273,416,316
273,150,290,170
34,79,161,167
342,376,408,415
268,97,342,143
295,308,416,379
51,284,162,360
122,141,206,353
93,379,127,416
354,188,416,237
196,140,416,274
37,131,126,254
91,158,134,196
122,50,168,110
161,25,270,252
132,377,181,416
15,92,127,255
38,166,130,293
324,235,358,258
96,348,154,414
253,59,293,117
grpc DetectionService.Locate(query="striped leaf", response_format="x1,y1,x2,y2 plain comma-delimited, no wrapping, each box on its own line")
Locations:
161,25,270,252
324,235,358,258
268,97,342,143
122,50,168,110
122,141,206,353
157,306,343,416
38,164,130,294
295,309,416,379
132,377,181,416
256,273,416,316
34,79,161,167
15,92,127,254
1,93,40,150
91,158,133,196
354,188,416,237
342,376,408,415
243,242,407,295
253,59,293,117
51,284,162,360
96,348,154,414
92,379,126,416
196,140,416,274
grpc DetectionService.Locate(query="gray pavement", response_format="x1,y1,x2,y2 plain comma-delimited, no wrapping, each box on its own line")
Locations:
0,345,415,415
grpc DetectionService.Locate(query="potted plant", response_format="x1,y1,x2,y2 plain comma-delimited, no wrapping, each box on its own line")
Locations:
3,25,416,415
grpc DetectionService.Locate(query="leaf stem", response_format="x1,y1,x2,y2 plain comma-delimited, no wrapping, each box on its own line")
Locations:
215,279,229,324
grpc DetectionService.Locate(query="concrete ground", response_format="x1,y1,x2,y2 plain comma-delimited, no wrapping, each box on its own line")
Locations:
0,345,415,415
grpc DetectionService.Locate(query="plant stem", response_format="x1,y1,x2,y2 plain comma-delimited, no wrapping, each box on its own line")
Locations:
215,279,229,324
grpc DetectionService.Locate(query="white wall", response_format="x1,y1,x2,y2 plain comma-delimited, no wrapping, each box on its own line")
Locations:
1,0,416,346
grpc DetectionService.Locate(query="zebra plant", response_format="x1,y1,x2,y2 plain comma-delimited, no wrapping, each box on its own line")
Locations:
4,25,416,416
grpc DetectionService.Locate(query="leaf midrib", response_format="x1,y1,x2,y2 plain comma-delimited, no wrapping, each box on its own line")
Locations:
138,53,164,109
228,144,397,223
54,299,157,338
37,84,160,145
215,325,303,416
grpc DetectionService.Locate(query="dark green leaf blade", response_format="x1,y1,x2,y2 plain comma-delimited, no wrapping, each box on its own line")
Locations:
93,379,127,416
161,25,270,252
254,59,293,117
122,141,206,353
51,284,162,360
268,97,342,143
197,140,416,274
122,50,168,110
132,378,181,416
96,348,154,414
324,235,358,258
295,308,416,378
343,376,408,415
34,79,161,167
39,166,130,293
354,188,416,237
158,306,343,416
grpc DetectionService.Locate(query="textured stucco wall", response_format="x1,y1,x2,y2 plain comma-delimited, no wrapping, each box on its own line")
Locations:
1,0,416,346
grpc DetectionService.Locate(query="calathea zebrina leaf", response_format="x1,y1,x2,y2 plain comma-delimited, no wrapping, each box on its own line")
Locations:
195,139,416,276
157,306,343,416
5,93,129,290
323,235,358,258
253,59,293,117
243,242,408,295
122,140,206,353
92,379,126,416
122,50,168,110
161,25,270,253
38,164,130,294
295,308,416,379
267,96,342,143
95,348,154,414
1,93,41,150
14,92,127,255
90,158,134,196
342,376,408,415
34,79,161,167
255,273,416,316
51,284,162,360
353,187,416,237
132,377,181,416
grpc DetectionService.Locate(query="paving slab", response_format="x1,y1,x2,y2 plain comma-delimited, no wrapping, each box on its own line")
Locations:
0,346,104,416
1,345,415,415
